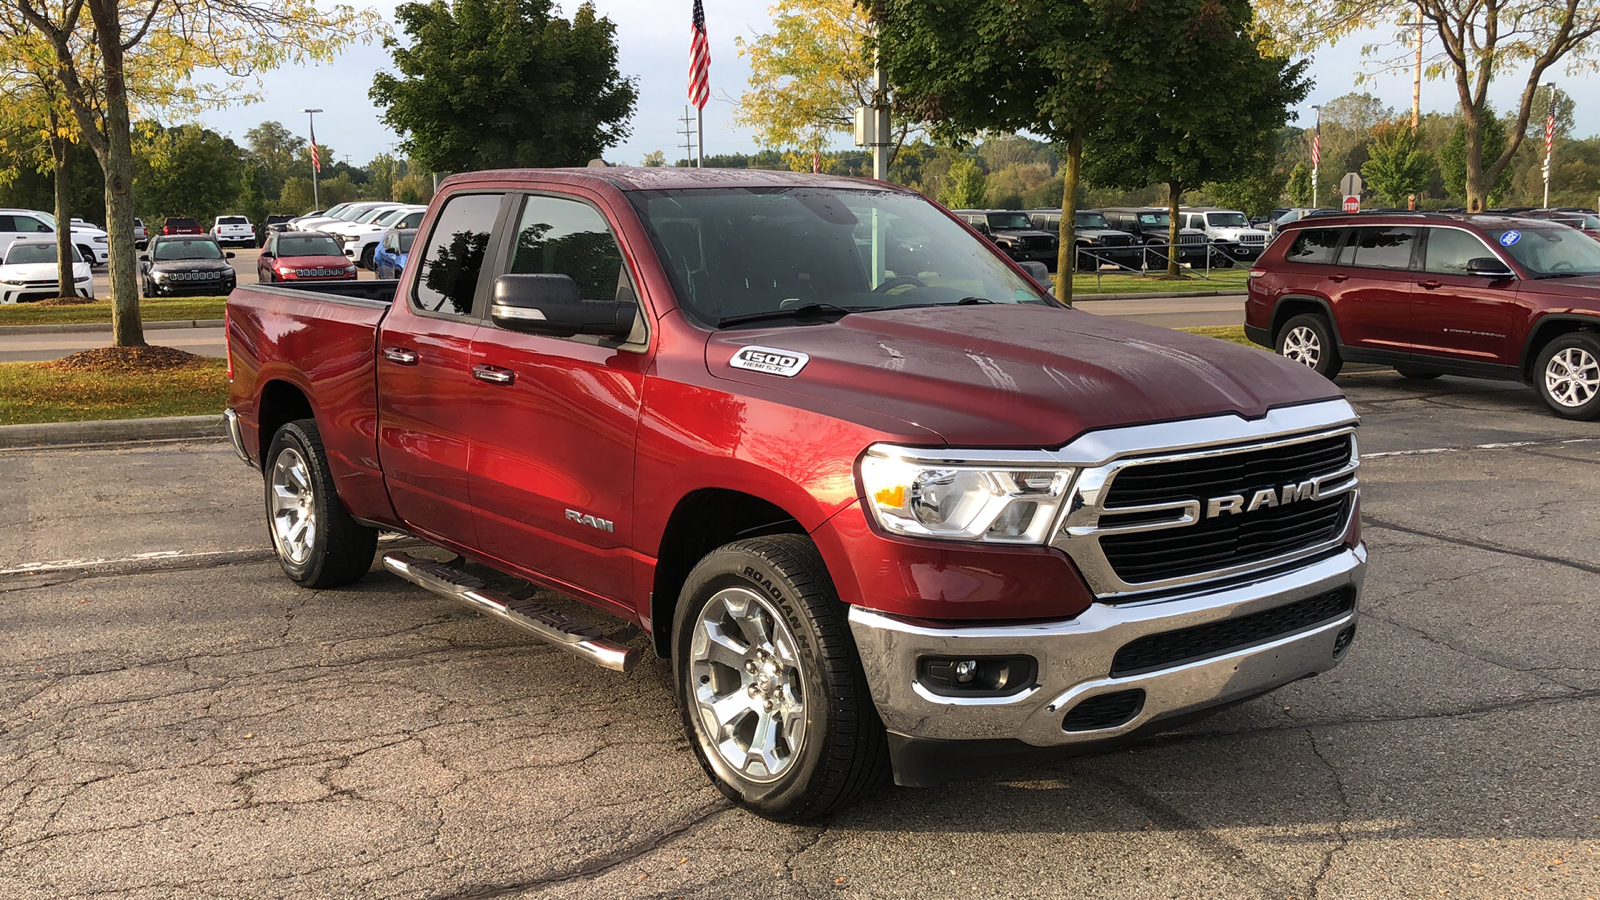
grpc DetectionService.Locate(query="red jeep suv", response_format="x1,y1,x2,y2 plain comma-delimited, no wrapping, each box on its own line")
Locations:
1247,213,1600,419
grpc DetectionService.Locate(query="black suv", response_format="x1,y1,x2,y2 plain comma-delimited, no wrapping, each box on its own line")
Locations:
1028,209,1142,271
1098,207,1210,267
952,209,1060,269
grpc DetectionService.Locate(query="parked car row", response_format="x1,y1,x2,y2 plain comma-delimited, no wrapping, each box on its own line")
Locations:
0,208,109,267
979,206,1270,271
1248,211,1600,420
0,239,94,303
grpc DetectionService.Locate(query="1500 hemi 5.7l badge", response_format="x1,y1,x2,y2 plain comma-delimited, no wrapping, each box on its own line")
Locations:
730,346,810,377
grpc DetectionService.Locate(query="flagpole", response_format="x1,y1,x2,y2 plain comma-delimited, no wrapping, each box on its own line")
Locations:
697,109,704,168
302,108,323,210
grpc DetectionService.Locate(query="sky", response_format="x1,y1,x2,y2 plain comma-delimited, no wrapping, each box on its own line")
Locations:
197,0,1600,170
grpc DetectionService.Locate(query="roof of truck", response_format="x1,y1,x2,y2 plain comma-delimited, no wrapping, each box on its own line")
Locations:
444,167,905,193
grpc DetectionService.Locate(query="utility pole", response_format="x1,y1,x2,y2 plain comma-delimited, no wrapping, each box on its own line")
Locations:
678,107,698,167
301,108,323,210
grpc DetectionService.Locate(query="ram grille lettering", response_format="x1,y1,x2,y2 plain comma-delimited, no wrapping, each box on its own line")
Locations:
1204,479,1320,519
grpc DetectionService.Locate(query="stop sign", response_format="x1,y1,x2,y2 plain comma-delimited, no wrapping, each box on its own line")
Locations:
1342,195,1361,213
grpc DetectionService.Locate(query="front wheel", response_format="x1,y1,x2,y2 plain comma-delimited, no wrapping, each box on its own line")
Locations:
1535,332,1600,420
359,245,376,270
1276,313,1343,379
673,535,889,822
264,419,379,587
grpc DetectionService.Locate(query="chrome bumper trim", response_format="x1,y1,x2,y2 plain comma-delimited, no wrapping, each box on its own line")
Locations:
222,408,253,467
848,544,1365,745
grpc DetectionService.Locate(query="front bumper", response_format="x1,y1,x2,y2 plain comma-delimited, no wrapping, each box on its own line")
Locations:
848,544,1365,750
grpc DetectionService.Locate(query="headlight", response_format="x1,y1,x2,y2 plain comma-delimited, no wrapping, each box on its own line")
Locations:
93,236,108,243
859,446,1075,544
0,279,22,287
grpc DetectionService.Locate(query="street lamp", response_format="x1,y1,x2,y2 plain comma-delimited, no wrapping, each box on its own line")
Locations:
301,108,324,211
1310,104,1321,209
1540,83,1556,210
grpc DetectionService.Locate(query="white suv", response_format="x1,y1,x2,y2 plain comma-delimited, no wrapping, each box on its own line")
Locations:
0,209,108,266
211,215,255,246
1180,208,1272,261
332,205,426,269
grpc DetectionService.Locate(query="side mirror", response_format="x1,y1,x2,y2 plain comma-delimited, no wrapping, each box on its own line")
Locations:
1466,257,1514,277
490,274,637,339
138,253,149,262
225,251,236,259
973,222,991,235
1018,260,1052,290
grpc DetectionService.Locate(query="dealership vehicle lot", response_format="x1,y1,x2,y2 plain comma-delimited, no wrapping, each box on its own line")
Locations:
1,371,1596,898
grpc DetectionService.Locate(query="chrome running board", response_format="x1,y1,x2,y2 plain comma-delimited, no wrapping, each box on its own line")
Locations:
382,552,638,673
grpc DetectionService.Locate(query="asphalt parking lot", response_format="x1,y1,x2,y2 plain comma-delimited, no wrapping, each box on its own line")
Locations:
2,372,1597,898
89,246,377,297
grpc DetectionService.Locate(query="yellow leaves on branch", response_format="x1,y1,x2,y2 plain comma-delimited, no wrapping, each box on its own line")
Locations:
733,0,875,150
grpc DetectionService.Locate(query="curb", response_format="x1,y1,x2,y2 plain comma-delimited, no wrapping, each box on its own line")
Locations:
0,319,224,335
1071,290,1245,301
0,414,224,449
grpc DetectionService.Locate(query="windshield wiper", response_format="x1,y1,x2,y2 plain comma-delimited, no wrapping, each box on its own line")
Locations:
956,296,995,304
1534,272,1595,279
717,303,856,328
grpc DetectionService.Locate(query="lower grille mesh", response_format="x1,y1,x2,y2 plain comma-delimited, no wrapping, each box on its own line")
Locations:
1110,588,1355,677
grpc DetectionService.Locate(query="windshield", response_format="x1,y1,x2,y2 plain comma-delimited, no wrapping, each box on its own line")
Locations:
337,206,375,222
277,235,343,257
1490,227,1600,276
373,208,412,226
1075,212,1111,229
632,187,1052,328
153,238,223,261
397,232,416,253
36,212,57,228
985,212,1033,230
355,207,396,224
1209,212,1249,228
320,204,349,218
4,242,79,265
1138,212,1170,227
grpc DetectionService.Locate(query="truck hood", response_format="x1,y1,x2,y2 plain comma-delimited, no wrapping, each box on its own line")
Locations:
0,261,90,281
706,304,1343,447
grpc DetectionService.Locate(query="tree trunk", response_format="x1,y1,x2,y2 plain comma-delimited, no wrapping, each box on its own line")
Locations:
1054,130,1081,307
1462,107,1486,213
1166,182,1182,279
88,0,144,346
50,126,73,298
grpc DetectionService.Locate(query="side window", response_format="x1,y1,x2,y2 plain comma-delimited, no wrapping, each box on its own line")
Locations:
0,215,14,232
1423,228,1496,275
1341,226,1418,270
412,192,502,317
17,216,49,233
1286,228,1342,264
508,195,634,305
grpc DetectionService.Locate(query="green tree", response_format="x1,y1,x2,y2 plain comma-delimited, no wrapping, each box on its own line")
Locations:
365,152,400,200
1441,112,1513,206
372,0,637,172
243,120,305,202
133,123,243,225
1207,132,1292,217
392,169,434,205
1286,161,1313,206
1257,0,1600,212
238,161,269,236
641,150,666,167
1083,0,1308,276
1361,120,1437,207
937,156,985,208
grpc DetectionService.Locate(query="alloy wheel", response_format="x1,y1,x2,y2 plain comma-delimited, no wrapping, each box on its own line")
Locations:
269,446,317,565
1282,326,1321,368
1545,346,1600,408
689,587,808,783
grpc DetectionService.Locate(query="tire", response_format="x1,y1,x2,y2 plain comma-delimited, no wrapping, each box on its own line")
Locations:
1074,246,1097,273
76,245,94,267
1395,367,1441,380
360,244,376,270
263,419,379,587
1276,313,1343,379
672,535,890,822
1534,332,1600,420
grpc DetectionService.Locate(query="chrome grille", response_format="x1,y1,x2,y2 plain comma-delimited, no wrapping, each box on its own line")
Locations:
1239,232,1267,245
1179,233,1206,245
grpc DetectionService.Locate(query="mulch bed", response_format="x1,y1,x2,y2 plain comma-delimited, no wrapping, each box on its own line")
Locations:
33,297,97,306
44,346,208,374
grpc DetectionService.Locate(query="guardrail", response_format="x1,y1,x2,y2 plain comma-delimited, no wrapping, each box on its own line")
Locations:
1070,240,1262,292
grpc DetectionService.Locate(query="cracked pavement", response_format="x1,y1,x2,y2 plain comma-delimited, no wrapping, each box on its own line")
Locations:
2,370,1597,898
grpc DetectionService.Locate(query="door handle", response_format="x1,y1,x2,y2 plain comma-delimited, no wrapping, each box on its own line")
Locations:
382,346,418,365
472,364,515,385
1329,273,1349,283
1418,280,1442,290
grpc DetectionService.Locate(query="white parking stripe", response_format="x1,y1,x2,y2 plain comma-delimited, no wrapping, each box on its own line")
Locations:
0,548,264,576
1364,437,1600,459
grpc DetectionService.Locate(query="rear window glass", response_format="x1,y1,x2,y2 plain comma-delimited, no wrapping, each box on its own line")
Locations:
1338,227,1418,270
1285,228,1342,264
167,217,198,227
217,217,247,225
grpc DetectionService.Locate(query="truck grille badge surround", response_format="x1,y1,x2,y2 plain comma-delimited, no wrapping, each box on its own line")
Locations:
1048,401,1360,599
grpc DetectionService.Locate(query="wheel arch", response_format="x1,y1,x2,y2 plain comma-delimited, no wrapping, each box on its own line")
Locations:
649,488,806,658
255,379,316,468
1271,294,1343,346
1522,314,1600,381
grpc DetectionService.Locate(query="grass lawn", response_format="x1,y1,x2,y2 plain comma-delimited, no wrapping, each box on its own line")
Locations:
0,296,227,327
0,359,228,425
1070,268,1250,295
1178,325,1257,348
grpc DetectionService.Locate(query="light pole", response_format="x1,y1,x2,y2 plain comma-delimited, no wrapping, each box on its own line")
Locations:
1540,83,1556,210
301,108,324,210
1310,104,1321,209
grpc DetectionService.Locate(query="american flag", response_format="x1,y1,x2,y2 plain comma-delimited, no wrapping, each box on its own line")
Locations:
1311,122,1321,168
1546,112,1555,153
310,123,321,174
689,0,710,110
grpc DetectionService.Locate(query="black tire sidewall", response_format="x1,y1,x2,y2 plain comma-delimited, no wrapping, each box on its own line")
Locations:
263,419,376,586
1535,333,1600,420
672,541,857,819
1278,313,1342,379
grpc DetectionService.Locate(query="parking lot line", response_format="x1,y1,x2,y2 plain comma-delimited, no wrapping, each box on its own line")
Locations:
1363,436,1600,459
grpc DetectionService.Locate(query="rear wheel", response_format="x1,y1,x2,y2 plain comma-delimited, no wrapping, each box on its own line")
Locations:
673,535,889,822
1535,332,1600,420
360,244,376,270
264,419,379,587
1276,313,1343,379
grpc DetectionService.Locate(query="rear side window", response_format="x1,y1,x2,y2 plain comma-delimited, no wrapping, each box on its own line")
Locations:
1423,228,1496,275
1338,227,1419,270
412,192,503,317
1284,228,1342,264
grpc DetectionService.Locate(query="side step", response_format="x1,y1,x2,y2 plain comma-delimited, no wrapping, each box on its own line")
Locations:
382,552,638,673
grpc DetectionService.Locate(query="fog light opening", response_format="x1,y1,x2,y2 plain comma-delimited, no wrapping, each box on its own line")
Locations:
1332,624,1356,659
917,655,1037,698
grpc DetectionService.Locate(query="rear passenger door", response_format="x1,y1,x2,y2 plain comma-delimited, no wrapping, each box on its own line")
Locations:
464,191,650,611
1410,226,1521,367
1327,226,1419,353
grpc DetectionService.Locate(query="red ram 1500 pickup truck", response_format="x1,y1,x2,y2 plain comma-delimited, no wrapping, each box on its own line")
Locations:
225,168,1367,821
